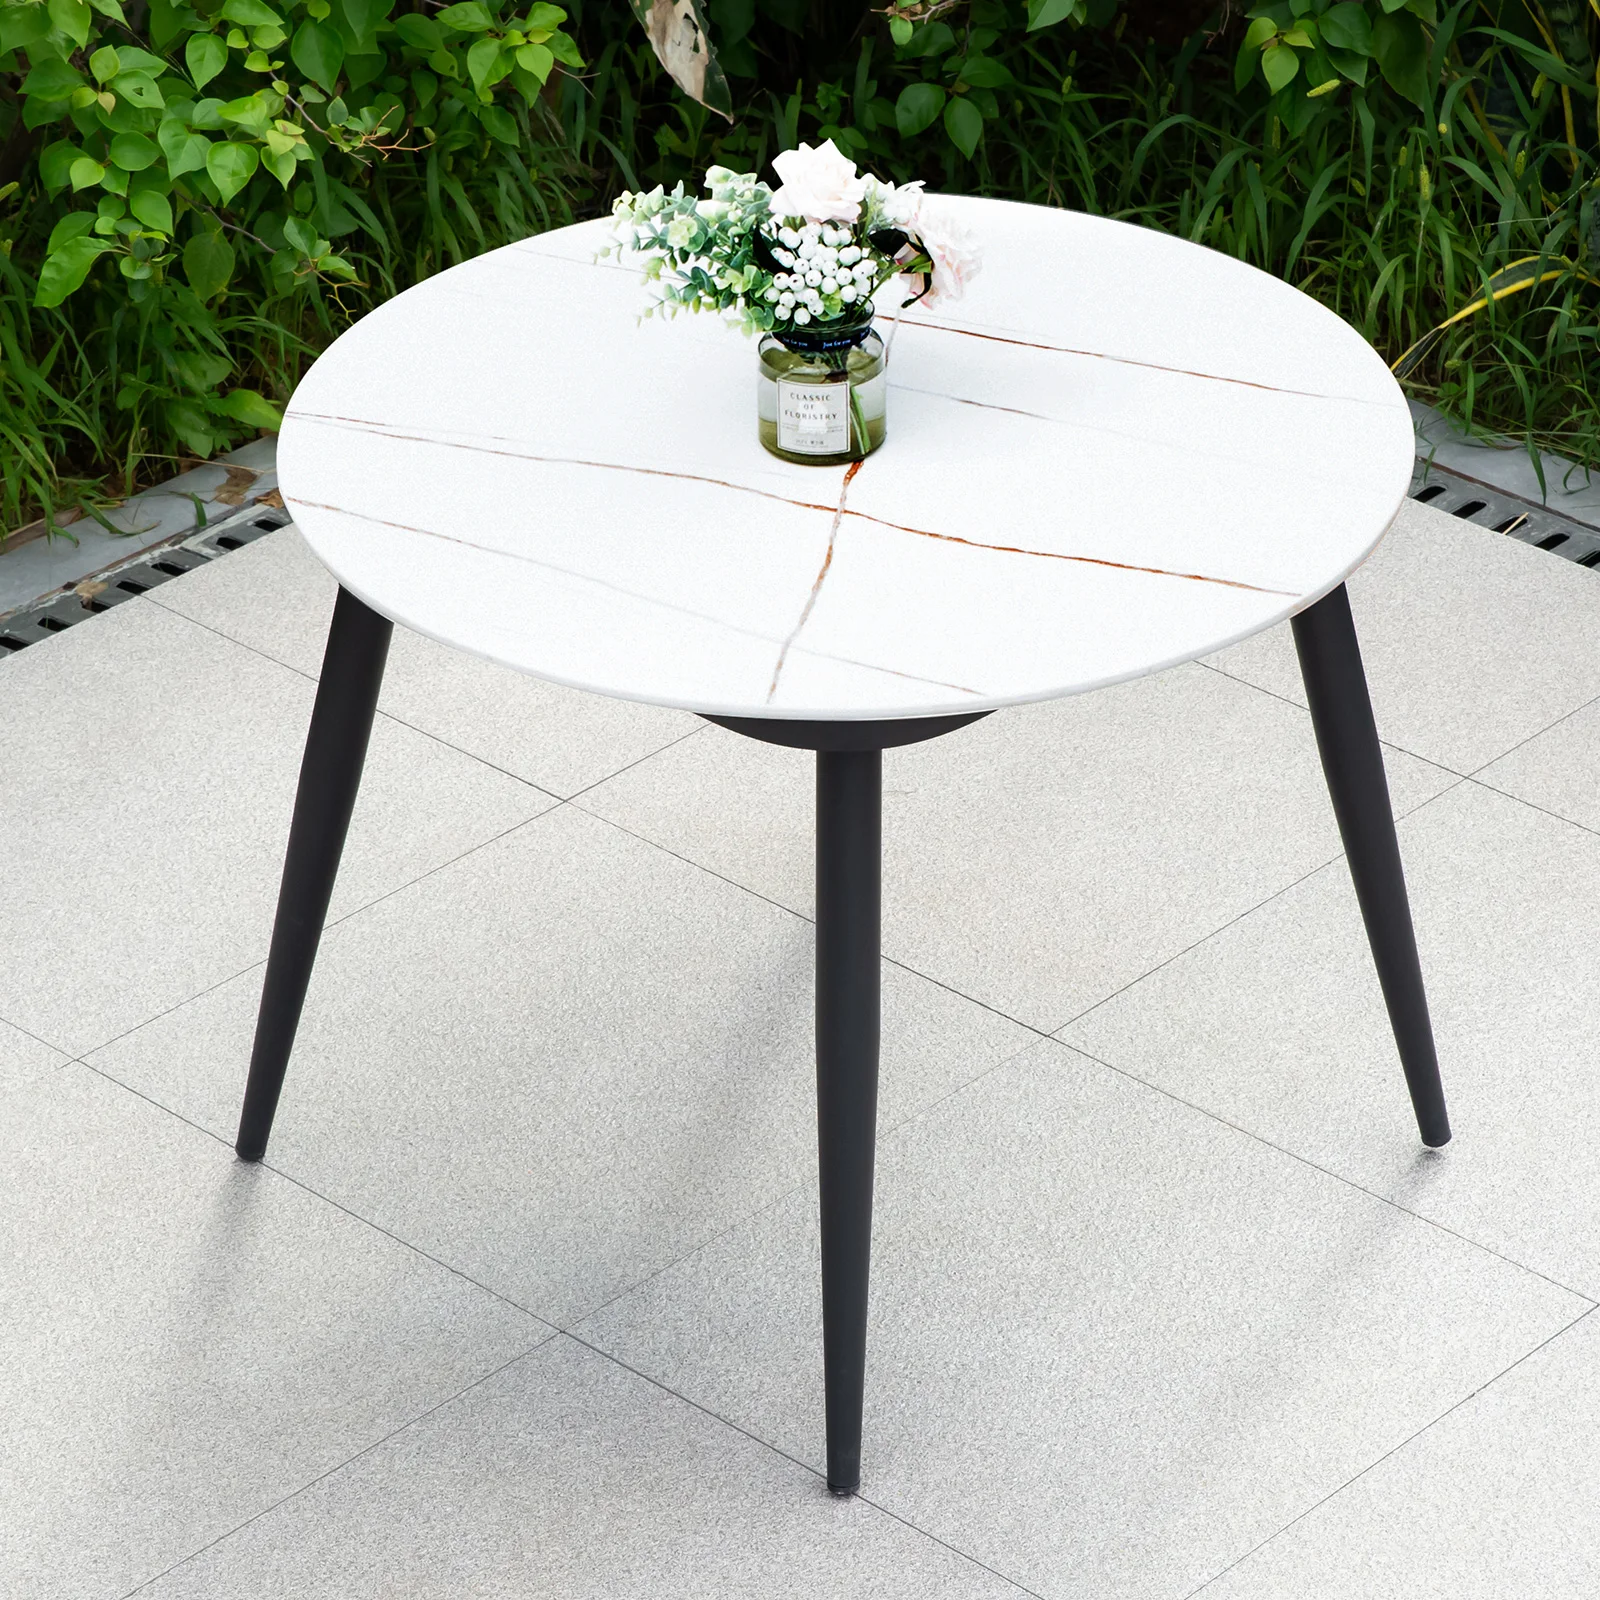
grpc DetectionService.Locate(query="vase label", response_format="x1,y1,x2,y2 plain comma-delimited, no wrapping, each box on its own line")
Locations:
778,378,849,454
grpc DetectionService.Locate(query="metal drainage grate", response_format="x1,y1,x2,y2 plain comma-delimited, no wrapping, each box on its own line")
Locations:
1410,460,1600,568
0,503,290,657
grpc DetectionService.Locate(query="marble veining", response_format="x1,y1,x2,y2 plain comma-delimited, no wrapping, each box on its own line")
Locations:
287,409,1294,598
278,195,1413,720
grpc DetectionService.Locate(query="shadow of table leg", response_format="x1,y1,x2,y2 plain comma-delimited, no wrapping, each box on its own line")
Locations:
235,586,393,1162
1291,582,1451,1148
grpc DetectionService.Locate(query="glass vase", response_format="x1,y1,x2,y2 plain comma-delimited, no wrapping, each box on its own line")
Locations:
757,321,887,465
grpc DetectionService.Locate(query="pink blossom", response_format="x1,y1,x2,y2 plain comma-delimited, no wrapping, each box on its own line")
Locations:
913,202,982,307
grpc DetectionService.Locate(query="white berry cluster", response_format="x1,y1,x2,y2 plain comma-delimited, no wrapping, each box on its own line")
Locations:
762,221,883,327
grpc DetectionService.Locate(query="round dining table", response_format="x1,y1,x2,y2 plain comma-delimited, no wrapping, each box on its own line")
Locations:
232,195,1450,1496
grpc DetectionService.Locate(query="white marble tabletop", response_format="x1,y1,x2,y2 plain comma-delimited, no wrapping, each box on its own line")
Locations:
279,196,1413,721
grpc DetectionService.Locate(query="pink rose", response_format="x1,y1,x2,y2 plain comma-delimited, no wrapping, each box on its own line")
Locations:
911,202,982,307
768,140,868,225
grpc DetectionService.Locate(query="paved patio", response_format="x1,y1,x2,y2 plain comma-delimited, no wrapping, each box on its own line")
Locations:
5,493,1600,1598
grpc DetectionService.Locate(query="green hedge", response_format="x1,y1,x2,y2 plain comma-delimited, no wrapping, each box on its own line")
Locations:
1,0,1596,532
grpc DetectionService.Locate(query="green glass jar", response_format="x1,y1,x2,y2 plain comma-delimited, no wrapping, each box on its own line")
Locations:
757,320,887,466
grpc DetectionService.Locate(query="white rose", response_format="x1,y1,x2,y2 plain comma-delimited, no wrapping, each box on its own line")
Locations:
910,202,981,307
868,176,925,229
767,139,868,225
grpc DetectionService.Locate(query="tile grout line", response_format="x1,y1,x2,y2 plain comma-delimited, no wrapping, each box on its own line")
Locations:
568,1023,1052,1334
1055,767,1474,1036
559,1328,1049,1599
1463,771,1600,847
1461,685,1600,780
1178,1303,1600,1598
115,1336,557,1600
1194,656,1474,779
1058,1037,1599,1306
78,1056,552,1323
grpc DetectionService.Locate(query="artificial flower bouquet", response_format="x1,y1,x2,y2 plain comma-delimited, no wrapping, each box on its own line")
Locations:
609,140,980,464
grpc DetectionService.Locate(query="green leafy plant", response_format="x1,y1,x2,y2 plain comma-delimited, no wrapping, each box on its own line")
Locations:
1,0,586,532
2,0,1597,538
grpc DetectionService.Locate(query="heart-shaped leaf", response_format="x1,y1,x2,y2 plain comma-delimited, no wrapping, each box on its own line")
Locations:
35,235,113,306
943,94,982,157
292,18,345,88
186,32,228,89
895,81,944,137
206,139,259,202
108,132,159,171
183,228,235,299
129,188,174,233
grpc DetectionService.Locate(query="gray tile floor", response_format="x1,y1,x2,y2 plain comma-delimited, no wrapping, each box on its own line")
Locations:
6,495,1600,1597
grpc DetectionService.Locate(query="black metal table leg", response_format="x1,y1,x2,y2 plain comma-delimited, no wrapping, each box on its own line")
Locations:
1291,583,1451,1148
816,747,881,1494
702,712,989,1493
236,585,393,1162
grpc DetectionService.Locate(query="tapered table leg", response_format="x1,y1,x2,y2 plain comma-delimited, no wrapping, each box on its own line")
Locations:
815,746,882,1494
236,586,393,1162
1291,583,1450,1148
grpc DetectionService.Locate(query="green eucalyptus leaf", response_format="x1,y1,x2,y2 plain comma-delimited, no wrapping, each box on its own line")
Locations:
943,93,981,157
206,138,259,201
282,214,317,252
89,0,128,18
894,80,944,137
109,131,160,169
183,227,235,298
547,31,580,67
888,15,911,45
35,235,113,306
89,45,121,83
523,2,566,26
